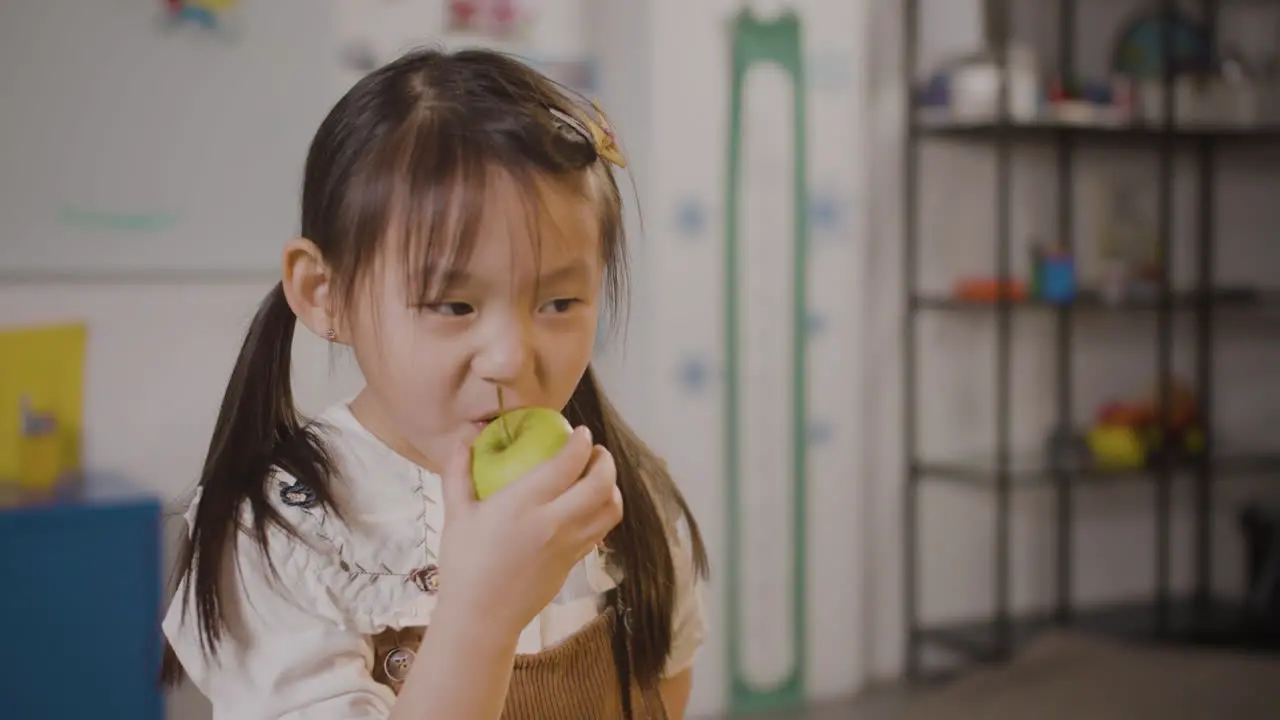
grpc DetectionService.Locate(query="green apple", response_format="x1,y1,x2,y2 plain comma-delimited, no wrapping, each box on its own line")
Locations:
471,407,573,500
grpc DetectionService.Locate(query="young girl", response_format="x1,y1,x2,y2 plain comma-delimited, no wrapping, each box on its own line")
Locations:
160,48,708,720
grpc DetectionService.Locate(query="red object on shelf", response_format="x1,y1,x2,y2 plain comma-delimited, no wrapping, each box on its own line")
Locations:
954,277,1029,303
1048,77,1067,103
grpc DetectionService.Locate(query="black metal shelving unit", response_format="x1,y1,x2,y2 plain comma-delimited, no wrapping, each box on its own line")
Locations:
902,0,1280,679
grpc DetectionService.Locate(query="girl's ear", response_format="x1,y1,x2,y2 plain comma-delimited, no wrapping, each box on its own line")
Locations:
281,237,340,342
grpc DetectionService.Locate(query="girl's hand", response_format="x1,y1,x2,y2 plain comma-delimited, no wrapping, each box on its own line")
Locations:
436,426,624,638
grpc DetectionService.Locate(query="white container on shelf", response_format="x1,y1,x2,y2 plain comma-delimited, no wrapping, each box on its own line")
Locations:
944,43,1041,123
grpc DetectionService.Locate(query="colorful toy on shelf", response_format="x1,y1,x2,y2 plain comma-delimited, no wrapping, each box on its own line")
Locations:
1112,8,1212,79
1087,423,1148,469
1044,73,1137,125
1031,242,1077,304
953,277,1029,304
1087,378,1204,470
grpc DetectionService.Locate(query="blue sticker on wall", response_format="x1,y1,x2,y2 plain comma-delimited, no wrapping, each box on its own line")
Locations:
805,311,828,339
808,192,842,236
807,420,835,446
675,198,708,240
677,356,714,393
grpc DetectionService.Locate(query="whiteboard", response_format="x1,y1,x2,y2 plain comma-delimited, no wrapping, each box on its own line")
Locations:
0,0,342,275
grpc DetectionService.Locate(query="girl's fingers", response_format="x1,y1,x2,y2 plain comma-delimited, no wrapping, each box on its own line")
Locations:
507,426,595,504
574,485,624,550
582,444,611,478
545,446,618,529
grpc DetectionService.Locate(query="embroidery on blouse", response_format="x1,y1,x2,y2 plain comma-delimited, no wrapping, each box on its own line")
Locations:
279,481,318,508
273,468,439,594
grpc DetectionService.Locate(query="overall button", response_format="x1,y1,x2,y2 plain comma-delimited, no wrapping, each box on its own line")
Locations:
410,565,440,595
383,647,416,683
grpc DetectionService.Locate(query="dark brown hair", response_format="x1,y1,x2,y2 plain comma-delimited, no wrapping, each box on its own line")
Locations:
160,47,708,698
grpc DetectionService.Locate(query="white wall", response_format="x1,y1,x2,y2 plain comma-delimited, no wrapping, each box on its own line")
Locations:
864,0,1280,679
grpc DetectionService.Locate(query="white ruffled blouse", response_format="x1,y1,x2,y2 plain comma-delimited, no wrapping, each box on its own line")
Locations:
162,401,707,720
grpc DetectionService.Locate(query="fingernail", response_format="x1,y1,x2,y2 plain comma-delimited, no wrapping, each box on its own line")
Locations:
578,425,592,444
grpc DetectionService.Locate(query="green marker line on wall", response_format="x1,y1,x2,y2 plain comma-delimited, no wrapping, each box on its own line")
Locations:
56,206,180,233
724,8,808,715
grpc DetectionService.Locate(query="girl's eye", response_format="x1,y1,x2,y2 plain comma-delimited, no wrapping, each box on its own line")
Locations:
425,302,475,317
541,298,579,314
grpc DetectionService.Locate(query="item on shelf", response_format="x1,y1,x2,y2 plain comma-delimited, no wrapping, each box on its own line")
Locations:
1095,179,1161,304
1086,423,1148,469
1031,243,1076,304
916,43,1041,124
953,276,1028,303
1112,8,1212,80
1111,8,1280,127
1045,74,1137,126
1085,378,1205,470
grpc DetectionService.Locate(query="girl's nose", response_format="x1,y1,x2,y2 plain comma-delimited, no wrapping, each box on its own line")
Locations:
474,315,533,385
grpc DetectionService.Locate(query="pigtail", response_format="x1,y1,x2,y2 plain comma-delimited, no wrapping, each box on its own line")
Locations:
564,366,709,692
160,283,337,687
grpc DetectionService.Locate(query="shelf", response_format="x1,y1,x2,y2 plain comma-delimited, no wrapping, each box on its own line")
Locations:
914,116,1280,143
913,288,1280,312
900,0,1280,685
914,450,1280,488
919,596,1280,665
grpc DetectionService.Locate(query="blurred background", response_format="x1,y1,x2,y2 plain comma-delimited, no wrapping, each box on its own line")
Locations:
1,0,1279,718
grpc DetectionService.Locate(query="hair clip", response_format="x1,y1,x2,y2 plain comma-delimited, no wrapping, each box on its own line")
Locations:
548,102,627,169
583,102,626,169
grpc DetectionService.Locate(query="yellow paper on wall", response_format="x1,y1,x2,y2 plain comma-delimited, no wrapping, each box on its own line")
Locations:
0,322,87,487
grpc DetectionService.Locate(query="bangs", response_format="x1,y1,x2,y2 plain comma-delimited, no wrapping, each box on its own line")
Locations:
329,111,485,307
332,103,614,310
394,113,489,306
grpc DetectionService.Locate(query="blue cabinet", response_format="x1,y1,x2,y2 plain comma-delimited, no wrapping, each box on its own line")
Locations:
0,498,165,719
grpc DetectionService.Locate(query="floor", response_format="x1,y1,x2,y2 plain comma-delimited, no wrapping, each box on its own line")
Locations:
715,687,911,719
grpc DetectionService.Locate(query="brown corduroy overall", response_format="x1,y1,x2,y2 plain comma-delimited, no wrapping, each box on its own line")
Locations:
371,605,669,719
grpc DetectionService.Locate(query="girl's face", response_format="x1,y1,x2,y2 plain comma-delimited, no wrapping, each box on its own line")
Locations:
345,172,604,473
